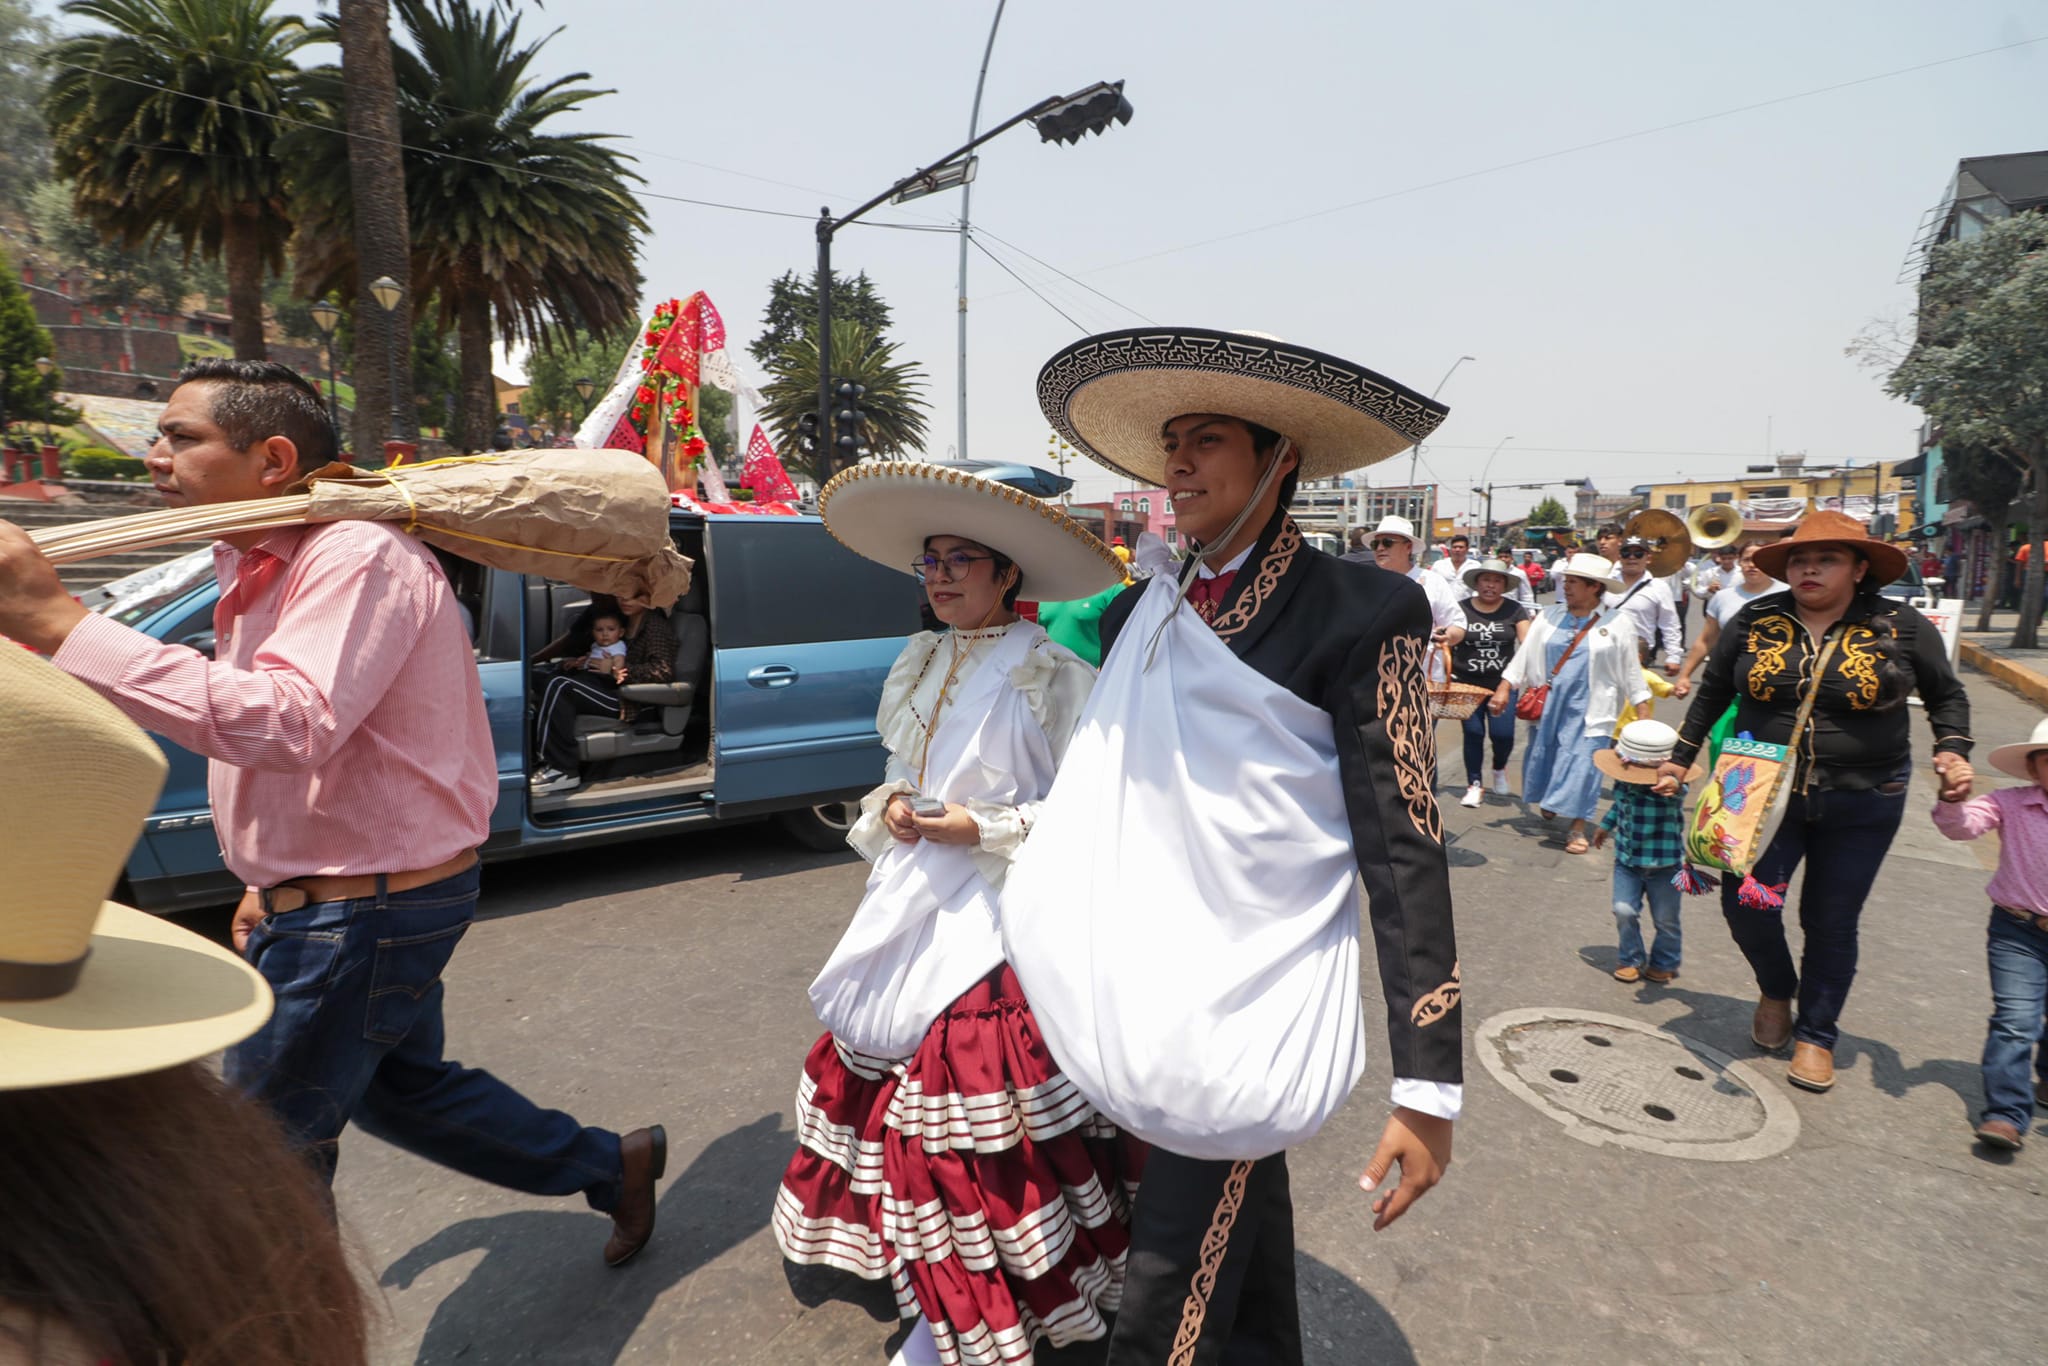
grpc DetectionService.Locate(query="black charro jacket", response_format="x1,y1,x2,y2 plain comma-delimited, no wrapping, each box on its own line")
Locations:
1098,509,1463,1089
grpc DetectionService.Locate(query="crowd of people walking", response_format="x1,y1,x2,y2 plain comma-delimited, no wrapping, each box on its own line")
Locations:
0,337,2040,1364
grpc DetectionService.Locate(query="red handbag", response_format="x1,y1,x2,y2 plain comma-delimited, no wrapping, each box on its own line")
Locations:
1516,613,1600,721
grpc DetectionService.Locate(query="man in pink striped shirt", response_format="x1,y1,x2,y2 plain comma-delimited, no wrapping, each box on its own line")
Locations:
0,360,665,1266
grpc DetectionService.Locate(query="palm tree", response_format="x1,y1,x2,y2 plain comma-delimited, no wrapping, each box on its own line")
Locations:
333,0,415,452
288,0,645,448
760,319,932,483
44,0,311,359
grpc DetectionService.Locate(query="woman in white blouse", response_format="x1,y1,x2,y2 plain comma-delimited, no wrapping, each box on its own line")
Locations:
773,462,1132,1366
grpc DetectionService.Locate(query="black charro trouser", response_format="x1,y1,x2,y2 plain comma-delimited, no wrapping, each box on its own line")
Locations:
1107,1150,1302,1366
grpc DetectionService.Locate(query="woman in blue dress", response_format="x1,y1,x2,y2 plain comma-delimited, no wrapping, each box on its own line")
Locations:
1495,553,1652,854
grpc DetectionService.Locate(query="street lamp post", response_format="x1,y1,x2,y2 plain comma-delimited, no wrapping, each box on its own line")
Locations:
812,79,1133,479
368,275,404,441
573,376,596,426
34,356,53,443
1405,354,1475,493
956,0,1009,464
308,298,342,433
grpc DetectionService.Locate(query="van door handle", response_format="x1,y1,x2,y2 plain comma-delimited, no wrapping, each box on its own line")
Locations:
746,664,798,688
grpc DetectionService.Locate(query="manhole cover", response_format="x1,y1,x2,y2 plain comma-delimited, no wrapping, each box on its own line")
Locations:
1476,1008,1799,1161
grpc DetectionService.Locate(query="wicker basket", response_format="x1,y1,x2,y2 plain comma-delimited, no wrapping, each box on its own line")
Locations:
1429,644,1493,721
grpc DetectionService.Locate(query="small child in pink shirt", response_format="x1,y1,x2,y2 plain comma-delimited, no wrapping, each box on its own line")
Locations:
1932,718,2048,1153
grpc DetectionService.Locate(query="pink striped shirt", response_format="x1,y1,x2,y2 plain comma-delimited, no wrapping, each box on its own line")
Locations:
1931,783,2048,916
55,521,495,889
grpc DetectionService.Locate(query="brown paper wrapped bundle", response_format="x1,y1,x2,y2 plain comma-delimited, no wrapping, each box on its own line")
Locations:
29,448,694,608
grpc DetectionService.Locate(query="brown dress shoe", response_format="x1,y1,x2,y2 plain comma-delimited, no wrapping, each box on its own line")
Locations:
1613,964,1642,983
1973,1119,2024,1151
1787,1041,1835,1092
604,1124,667,1267
1751,996,1793,1051
1644,967,1678,984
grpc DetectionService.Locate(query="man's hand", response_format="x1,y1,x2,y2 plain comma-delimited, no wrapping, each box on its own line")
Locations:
231,887,265,954
1360,1107,1451,1231
1672,676,1692,698
883,794,922,843
0,520,88,653
1661,660,1681,676
912,803,981,846
1933,752,1974,803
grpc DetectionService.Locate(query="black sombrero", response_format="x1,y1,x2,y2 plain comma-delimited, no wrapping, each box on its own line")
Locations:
1037,327,1450,487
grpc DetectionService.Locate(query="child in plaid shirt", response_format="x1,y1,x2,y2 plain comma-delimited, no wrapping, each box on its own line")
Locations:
1593,721,1690,984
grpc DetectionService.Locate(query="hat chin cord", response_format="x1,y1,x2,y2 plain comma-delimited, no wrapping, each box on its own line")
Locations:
1144,436,1292,667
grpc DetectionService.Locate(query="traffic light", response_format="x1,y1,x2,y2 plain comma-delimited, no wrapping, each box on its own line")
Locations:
833,379,868,464
1032,80,1133,145
795,411,820,459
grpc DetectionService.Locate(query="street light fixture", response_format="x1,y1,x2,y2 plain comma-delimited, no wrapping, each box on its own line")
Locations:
308,299,342,433
1405,354,1475,493
812,77,1134,479
368,276,403,441
573,376,596,423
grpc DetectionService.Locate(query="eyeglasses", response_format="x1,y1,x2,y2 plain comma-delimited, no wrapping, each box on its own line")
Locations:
910,551,998,583
1370,537,1408,551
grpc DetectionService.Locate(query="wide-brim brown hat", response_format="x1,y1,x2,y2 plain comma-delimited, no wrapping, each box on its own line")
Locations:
819,460,1125,602
1749,509,1908,587
1,647,272,1091
1037,327,1450,487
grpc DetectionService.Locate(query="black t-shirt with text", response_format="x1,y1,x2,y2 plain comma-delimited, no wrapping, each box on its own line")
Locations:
1451,598,1530,690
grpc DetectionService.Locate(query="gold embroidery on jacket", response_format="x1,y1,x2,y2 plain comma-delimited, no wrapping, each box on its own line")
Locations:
1412,960,1461,1027
1746,615,1795,702
1377,633,1443,844
1210,520,1301,640
1167,1159,1254,1365
1836,625,1882,708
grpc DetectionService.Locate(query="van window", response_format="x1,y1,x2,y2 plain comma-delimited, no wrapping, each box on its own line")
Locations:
710,520,920,648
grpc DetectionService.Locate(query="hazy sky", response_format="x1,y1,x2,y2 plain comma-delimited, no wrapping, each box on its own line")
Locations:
38,1,2048,518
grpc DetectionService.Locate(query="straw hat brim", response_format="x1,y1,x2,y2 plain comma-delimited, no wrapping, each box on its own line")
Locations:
0,903,272,1091
1593,749,1706,785
1038,328,1449,487
819,461,1125,603
1987,743,2048,781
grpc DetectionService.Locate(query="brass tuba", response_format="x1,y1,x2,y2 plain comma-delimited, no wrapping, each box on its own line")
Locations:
1686,502,1744,550
1623,509,1694,577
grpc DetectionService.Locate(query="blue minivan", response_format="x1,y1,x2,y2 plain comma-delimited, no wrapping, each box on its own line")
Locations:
93,510,921,912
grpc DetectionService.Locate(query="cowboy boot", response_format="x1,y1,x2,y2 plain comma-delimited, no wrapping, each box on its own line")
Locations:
1788,1042,1835,1093
1751,996,1793,1051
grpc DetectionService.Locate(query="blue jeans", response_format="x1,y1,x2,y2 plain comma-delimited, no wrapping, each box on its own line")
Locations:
1614,863,1682,972
1983,910,2048,1132
1719,781,1909,1050
223,865,624,1210
1461,689,1515,784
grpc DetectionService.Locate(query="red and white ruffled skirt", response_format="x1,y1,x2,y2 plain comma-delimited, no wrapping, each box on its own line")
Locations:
774,964,1142,1365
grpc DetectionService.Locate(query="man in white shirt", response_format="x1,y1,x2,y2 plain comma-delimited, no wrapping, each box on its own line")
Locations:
1429,534,1473,590
1371,515,1464,648
1606,534,1682,674
1691,545,1739,604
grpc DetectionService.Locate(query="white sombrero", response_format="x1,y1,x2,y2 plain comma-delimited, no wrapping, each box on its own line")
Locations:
0,647,272,1090
1594,719,1706,786
1037,326,1450,487
819,460,1125,602
1556,551,1625,594
1987,717,2048,780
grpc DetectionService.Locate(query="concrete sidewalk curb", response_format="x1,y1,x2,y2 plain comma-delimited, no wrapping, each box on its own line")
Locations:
1960,638,2048,708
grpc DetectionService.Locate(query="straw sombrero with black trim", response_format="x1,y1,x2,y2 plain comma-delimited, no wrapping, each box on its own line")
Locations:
0,647,272,1090
819,460,1125,602
1037,326,1450,486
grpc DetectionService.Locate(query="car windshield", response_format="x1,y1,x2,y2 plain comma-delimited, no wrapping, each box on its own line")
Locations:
88,547,218,626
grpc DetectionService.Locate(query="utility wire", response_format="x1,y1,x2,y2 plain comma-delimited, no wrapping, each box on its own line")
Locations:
969,223,1154,324
966,234,1085,331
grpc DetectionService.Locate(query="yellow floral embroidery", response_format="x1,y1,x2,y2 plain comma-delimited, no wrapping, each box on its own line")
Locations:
1835,625,1882,709
1746,615,1796,702
1377,633,1443,844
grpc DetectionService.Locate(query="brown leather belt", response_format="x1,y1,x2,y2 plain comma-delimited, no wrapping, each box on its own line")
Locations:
1995,903,2048,934
260,850,479,915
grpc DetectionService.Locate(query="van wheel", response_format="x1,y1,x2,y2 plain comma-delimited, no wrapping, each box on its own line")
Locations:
778,801,860,852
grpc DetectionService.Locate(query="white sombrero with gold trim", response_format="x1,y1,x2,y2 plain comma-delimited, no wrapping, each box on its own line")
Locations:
0,647,272,1090
820,461,1125,602
1037,326,1450,487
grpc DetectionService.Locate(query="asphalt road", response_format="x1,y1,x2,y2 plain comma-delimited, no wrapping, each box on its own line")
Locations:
301,672,2048,1365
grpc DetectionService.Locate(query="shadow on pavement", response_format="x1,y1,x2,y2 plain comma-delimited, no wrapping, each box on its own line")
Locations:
378,1112,792,1365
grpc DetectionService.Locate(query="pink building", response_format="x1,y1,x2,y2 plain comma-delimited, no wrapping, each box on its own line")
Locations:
1110,487,1181,547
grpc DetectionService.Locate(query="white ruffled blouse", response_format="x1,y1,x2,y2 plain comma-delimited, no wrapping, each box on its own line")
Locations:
847,621,1095,886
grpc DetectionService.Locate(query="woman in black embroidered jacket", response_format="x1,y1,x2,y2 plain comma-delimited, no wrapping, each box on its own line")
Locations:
1661,511,1973,1094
